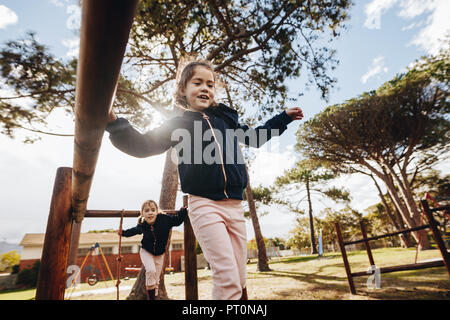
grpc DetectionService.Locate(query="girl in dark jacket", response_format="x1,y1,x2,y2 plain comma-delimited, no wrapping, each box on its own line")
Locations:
108,60,303,300
118,200,187,300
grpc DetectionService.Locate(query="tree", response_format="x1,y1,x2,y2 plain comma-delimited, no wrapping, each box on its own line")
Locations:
1,0,352,298
0,250,21,273
274,159,350,254
297,52,449,250
243,175,272,271
288,207,362,252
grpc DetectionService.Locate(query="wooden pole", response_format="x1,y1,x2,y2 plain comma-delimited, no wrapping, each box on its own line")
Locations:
84,209,178,218
359,221,375,267
72,0,139,222
184,195,198,300
36,167,73,300
335,222,356,295
68,220,82,269
116,209,124,300
421,200,450,276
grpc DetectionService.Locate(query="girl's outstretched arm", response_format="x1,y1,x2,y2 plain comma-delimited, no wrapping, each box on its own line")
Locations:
105,116,177,158
120,224,144,237
167,206,188,227
236,107,303,148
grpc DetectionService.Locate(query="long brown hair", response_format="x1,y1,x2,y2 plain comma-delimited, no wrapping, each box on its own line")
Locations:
175,60,218,109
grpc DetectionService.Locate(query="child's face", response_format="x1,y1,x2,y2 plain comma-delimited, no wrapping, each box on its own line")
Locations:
182,66,215,112
142,202,158,221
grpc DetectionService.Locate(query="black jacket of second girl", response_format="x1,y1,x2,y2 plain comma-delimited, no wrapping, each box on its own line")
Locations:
121,208,187,256
106,103,293,201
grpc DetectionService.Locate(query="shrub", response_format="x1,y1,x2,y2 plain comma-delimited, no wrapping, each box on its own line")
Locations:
16,260,40,288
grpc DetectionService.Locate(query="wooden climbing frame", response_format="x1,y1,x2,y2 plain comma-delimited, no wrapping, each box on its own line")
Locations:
335,199,450,295
35,0,198,300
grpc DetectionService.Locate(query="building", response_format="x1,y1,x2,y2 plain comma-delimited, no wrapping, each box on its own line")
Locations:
19,231,184,283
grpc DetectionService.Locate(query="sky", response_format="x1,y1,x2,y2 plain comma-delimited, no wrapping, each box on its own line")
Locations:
0,0,449,245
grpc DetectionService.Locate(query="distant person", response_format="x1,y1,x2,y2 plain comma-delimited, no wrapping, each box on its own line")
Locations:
118,200,187,300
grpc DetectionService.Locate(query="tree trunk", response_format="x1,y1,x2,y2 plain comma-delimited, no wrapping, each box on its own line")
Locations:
368,163,425,246
157,148,179,299
306,179,318,254
245,168,271,272
370,175,412,248
127,148,179,300
382,162,431,250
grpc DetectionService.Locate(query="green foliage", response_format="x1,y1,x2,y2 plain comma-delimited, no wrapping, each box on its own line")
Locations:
287,207,363,249
297,51,450,172
274,159,350,212
0,250,21,272
16,260,40,288
0,0,352,141
11,264,20,274
87,229,116,233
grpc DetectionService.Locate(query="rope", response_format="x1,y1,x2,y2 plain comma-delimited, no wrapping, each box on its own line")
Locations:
93,246,108,288
66,247,93,300
99,245,115,282
116,209,124,300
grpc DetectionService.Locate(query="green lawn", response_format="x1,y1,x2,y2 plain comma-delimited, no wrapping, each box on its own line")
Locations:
0,288,36,300
1,247,448,300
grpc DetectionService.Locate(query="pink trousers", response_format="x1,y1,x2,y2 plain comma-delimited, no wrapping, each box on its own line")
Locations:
188,194,247,300
139,248,165,292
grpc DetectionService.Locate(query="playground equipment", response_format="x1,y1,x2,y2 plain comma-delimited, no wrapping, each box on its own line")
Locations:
335,198,450,295
34,0,198,300
65,242,115,299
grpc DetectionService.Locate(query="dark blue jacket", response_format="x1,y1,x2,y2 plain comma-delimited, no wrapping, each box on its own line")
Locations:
106,103,293,200
121,208,187,256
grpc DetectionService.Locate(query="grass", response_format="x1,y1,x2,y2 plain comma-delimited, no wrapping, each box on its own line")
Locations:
1,247,449,300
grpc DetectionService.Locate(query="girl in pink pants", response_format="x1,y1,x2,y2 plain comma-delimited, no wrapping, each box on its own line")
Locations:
188,195,247,300
107,60,303,300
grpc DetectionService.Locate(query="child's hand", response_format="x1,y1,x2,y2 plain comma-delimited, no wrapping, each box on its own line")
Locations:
286,107,304,121
108,108,118,123
179,206,188,214
117,229,122,236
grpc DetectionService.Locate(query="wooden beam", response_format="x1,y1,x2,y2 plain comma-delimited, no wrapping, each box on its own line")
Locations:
36,167,73,300
351,259,445,277
421,200,450,276
360,221,375,267
68,220,82,268
72,0,139,223
335,222,356,295
184,195,198,300
84,209,178,218
344,224,430,246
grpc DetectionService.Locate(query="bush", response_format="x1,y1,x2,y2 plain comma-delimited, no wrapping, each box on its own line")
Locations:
16,260,40,288
11,264,20,274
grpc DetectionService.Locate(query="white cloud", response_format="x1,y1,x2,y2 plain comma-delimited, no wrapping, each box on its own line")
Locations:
364,0,450,54
405,0,450,55
48,0,65,7
0,5,18,29
61,38,79,57
363,0,398,29
361,56,389,84
397,0,434,19
249,139,297,187
66,4,81,31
